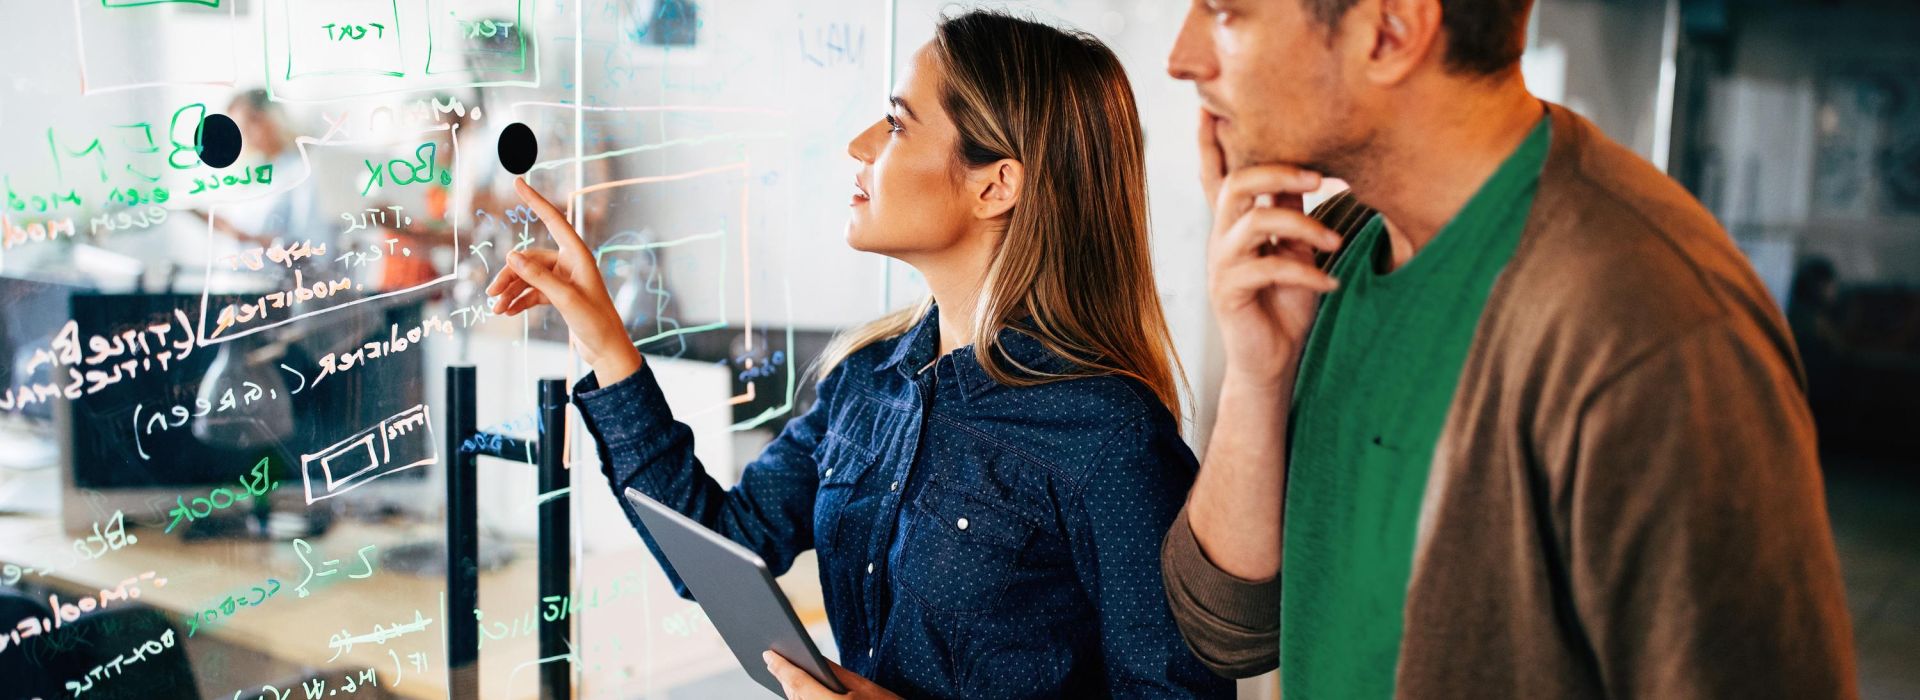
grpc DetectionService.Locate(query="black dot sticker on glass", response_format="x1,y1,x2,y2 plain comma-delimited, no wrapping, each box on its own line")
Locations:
498,122,538,175
197,114,243,169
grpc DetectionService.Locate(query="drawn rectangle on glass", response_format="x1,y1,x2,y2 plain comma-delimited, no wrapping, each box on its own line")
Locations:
319,433,383,491
577,159,778,420
578,162,747,350
73,0,239,94
301,404,435,504
194,128,460,347
282,0,405,80
426,0,531,76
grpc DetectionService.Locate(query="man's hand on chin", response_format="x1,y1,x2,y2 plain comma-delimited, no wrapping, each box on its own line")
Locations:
763,651,902,700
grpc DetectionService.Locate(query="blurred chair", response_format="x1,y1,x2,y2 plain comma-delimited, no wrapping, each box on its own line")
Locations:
0,588,200,700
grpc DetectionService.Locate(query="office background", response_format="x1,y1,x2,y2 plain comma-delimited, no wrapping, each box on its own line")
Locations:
0,0,1915,697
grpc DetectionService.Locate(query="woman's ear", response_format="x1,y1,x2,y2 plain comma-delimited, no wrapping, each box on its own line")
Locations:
969,158,1024,220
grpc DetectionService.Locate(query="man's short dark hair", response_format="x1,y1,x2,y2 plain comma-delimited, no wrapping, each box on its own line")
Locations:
1304,0,1533,75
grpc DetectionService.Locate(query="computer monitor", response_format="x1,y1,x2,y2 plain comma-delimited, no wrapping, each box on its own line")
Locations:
54,291,429,534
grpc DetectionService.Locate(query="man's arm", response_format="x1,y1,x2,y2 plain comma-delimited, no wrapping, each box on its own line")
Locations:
1567,319,1857,697
1161,180,1370,678
1182,188,1375,583
1162,280,1309,676
1162,484,1284,677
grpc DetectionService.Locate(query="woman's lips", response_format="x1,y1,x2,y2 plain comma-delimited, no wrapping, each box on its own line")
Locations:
852,176,871,206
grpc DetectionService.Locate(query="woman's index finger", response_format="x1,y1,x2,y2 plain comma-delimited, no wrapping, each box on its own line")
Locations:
514,177,591,256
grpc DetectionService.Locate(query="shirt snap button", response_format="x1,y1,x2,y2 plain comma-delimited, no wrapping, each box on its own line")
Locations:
956,517,970,531
824,468,834,478
866,562,874,574
889,481,898,492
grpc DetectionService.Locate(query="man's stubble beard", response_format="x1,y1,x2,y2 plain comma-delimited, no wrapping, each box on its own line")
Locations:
1237,98,1373,186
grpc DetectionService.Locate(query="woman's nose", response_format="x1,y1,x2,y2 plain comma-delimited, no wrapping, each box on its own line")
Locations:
847,119,884,162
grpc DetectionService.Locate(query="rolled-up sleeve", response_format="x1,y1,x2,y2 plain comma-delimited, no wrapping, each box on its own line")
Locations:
1161,506,1282,678
1144,185,1360,680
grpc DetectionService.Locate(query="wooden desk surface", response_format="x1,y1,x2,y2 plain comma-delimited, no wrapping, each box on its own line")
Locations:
0,515,829,699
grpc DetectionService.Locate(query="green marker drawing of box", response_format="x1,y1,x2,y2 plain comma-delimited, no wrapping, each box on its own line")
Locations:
427,0,533,76
284,0,406,80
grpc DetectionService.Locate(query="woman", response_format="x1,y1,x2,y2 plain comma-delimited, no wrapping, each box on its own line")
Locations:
486,10,1227,699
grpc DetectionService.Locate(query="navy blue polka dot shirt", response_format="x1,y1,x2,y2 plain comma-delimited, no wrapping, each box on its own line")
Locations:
573,307,1230,699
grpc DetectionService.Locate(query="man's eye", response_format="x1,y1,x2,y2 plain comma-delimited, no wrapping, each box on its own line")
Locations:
885,114,903,133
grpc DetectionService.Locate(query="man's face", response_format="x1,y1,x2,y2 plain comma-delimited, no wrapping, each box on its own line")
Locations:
1168,0,1364,174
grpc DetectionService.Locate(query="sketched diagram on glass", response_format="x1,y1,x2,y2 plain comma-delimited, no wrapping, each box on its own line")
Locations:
299,403,434,504
261,0,539,103
195,121,467,347
73,0,241,95
601,227,690,358
508,99,790,425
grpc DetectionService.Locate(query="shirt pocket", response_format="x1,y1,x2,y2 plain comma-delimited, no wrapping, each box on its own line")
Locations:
1356,435,1430,547
897,478,1034,614
811,432,878,551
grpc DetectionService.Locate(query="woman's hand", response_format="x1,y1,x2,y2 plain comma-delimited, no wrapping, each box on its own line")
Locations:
485,177,643,384
763,651,900,700
1200,113,1342,390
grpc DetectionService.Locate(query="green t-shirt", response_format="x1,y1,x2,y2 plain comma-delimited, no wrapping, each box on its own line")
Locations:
1281,116,1550,698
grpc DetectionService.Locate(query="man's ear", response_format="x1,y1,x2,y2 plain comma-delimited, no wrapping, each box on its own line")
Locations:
1361,0,1444,85
969,158,1024,220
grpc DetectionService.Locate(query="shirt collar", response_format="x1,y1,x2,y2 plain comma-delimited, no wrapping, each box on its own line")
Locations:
871,306,1077,399
872,305,942,377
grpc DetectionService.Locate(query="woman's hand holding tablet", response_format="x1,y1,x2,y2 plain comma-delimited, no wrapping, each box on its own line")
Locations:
763,652,901,700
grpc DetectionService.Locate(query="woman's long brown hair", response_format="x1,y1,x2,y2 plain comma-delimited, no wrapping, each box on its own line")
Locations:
815,9,1185,420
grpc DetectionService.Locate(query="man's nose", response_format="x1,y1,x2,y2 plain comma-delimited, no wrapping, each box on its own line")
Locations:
1166,10,1217,82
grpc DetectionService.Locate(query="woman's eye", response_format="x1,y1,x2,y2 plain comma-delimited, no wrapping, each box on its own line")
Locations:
885,114,903,133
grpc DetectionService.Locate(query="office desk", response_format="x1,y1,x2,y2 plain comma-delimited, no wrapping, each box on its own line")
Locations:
0,515,829,699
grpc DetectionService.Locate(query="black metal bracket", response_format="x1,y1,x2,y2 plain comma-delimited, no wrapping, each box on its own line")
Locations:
444,365,572,700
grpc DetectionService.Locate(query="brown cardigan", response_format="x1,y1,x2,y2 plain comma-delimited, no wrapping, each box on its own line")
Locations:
1162,104,1858,698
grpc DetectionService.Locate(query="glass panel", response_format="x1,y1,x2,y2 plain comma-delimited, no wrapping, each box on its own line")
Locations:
0,1,888,697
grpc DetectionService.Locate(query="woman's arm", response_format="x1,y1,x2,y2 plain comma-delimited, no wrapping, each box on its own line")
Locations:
1066,413,1235,698
488,176,824,587
573,362,835,586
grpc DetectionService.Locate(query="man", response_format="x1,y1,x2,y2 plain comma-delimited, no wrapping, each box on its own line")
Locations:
1161,0,1857,698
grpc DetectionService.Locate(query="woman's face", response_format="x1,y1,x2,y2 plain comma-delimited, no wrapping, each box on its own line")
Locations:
845,42,979,259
